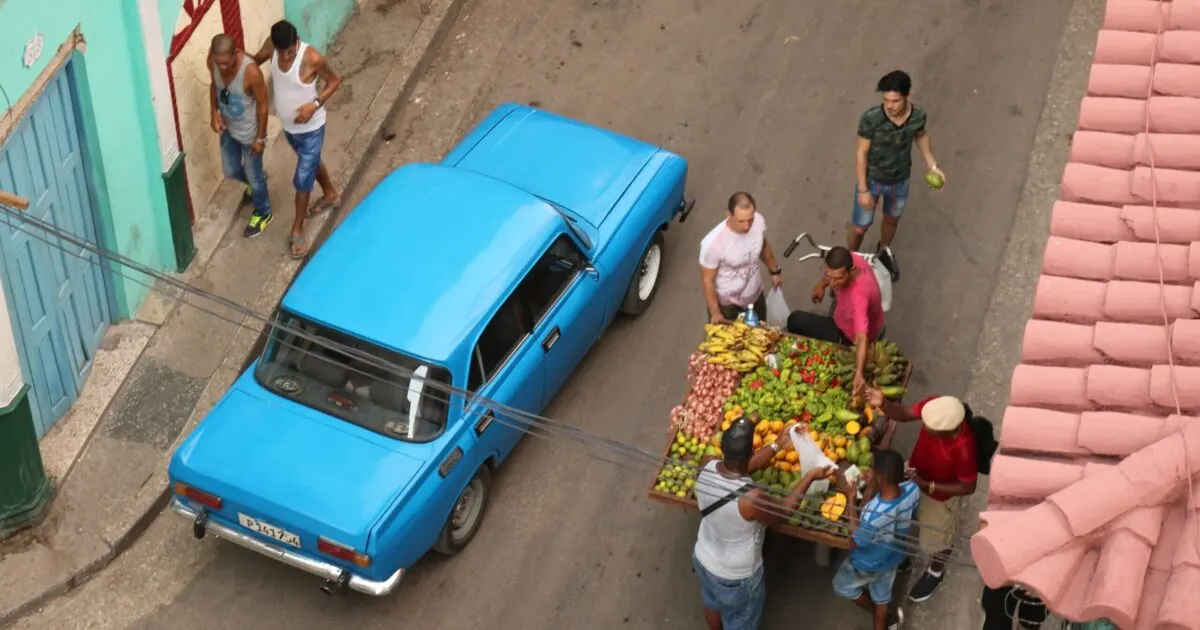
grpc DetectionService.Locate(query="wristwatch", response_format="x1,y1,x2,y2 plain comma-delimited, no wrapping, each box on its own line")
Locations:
314,97,324,109
769,267,782,276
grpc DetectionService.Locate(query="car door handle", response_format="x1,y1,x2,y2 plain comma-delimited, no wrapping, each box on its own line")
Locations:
542,327,561,352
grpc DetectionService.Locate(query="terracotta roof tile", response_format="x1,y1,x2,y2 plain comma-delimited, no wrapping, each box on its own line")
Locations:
973,2,1200,627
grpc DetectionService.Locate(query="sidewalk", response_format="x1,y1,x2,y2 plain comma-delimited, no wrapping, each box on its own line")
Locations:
0,0,465,623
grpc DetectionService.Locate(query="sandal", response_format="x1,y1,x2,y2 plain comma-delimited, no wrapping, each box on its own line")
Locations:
308,197,340,218
288,234,309,260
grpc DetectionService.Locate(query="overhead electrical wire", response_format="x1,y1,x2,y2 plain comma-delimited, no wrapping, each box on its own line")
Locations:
0,199,979,567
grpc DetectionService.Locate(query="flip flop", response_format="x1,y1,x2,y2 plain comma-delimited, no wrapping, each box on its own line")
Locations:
308,197,340,218
288,234,309,260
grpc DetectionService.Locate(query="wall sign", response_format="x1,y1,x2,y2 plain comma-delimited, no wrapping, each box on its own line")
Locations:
23,33,44,68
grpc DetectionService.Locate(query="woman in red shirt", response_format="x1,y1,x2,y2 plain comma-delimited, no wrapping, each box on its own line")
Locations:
867,390,977,604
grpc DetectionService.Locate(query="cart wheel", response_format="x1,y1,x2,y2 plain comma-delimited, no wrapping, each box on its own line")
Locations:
432,466,492,555
620,232,665,316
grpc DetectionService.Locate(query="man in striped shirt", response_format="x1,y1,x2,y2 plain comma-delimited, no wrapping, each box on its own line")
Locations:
832,449,919,630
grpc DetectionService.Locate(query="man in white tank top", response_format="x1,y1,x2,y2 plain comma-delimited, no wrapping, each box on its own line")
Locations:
692,418,835,630
252,20,343,259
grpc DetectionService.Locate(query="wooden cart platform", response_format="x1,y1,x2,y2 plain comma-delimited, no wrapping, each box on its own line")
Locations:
646,333,912,550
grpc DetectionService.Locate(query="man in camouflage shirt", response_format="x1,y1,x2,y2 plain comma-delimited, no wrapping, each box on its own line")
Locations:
849,70,944,281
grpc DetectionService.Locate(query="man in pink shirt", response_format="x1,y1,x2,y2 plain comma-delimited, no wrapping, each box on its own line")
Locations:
787,246,884,393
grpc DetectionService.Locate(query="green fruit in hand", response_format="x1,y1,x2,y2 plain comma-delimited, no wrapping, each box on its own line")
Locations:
925,170,945,189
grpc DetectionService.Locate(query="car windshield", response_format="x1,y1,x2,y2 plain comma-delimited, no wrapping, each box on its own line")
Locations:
254,311,452,442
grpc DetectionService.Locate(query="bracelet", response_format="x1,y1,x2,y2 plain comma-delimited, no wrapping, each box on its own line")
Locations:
769,268,781,276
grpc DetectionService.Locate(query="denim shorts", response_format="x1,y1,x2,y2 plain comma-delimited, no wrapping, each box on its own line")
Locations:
693,555,765,630
852,178,910,228
284,126,326,193
833,557,896,605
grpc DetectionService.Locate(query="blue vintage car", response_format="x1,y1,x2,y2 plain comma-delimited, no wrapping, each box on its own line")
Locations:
167,103,694,595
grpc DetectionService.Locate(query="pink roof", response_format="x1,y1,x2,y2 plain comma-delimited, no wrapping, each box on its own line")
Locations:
969,1,1200,628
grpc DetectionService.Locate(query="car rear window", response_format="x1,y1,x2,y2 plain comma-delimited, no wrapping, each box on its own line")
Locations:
254,311,452,442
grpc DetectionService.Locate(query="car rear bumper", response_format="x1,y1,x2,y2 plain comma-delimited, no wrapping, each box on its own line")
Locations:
170,498,403,596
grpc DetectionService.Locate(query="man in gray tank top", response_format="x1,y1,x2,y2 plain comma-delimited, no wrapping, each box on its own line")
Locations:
209,34,272,238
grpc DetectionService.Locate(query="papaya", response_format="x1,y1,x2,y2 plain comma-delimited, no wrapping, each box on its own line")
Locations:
834,408,861,422
846,444,860,463
858,451,874,468
878,385,906,399
820,492,848,522
857,437,872,453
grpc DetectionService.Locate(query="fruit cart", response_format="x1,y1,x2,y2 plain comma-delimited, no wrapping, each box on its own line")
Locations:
646,326,913,561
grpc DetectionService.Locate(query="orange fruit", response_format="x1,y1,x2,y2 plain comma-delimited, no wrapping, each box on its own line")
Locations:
753,434,763,449
833,436,848,448
809,430,820,441
775,461,790,471
786,451,800,464
770,420,784,433
836,447,847,460
790,462,802,473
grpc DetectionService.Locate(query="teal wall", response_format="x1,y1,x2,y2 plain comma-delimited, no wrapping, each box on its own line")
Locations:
284,0,355,51
0,1,175,318
159,0,182,53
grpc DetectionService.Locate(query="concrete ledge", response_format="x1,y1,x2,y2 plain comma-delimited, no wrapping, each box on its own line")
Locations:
0,0,466,623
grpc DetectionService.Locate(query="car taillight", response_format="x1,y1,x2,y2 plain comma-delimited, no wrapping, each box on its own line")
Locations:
318,537,371,568
173,482,223,510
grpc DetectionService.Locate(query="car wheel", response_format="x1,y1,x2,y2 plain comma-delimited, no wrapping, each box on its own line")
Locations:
432,465,492,555
620,232,665,316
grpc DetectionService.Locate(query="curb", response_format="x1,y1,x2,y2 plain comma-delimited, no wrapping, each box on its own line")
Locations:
0,0,466,623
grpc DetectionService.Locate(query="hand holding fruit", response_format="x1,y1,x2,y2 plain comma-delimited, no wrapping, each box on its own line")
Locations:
925,165,946,190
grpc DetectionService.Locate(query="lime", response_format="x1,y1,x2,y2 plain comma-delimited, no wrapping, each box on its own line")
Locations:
925,171,945,190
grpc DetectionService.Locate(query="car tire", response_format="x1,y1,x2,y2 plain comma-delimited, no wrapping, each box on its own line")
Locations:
432,465,492,556
620,232,665,316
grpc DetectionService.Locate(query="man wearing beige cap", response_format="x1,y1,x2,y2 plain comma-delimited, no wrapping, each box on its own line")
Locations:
867,391,978,604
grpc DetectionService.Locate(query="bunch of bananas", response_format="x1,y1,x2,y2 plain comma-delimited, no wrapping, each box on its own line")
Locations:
698,322,780,372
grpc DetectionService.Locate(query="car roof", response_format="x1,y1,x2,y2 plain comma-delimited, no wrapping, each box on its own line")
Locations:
281,163,563,365
451,106,659,228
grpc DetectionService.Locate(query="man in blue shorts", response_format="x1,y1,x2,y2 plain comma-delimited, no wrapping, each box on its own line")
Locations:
832,449,919,630
850,70,944,281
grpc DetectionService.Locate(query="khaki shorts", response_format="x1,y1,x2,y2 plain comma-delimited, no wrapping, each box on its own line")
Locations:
917,495,960,555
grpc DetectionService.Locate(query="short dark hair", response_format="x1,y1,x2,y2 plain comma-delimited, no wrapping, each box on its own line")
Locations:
876,70,912,97
270,20,299,50
824,246,853,271
210,34,235,56
873,449,905,484
727,191,756,213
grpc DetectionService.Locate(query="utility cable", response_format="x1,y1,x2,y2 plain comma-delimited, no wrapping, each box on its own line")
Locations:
0,201,978,566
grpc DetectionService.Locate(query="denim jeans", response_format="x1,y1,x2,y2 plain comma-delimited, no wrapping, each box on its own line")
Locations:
283,126,326,193
219,132,270,216
851,178,910,228
692,554,765,630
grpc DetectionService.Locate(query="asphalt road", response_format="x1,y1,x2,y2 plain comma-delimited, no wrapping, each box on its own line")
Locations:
16,0,1079,628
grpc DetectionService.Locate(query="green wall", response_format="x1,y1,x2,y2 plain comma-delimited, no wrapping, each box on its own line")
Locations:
0,0,175,317
284,0,355,51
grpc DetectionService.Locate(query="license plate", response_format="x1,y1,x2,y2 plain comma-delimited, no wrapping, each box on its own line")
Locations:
238,513,302,548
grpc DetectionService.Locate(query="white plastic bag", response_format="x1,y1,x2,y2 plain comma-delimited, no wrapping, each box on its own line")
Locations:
869,258,893,313
788,425,836,495
765,287,790,328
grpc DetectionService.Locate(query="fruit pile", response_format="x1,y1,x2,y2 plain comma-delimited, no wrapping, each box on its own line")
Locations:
698,321,781,373
653,430,706,499
831,340,910,396
669,353,740,443
788,490,852,535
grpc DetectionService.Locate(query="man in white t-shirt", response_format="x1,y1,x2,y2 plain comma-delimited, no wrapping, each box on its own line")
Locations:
700,192,784,324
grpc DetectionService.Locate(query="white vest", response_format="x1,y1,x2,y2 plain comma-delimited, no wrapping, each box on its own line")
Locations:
693,460,766,580
270,42,326,135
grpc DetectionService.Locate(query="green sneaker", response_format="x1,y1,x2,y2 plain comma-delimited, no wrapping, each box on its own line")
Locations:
244,212,272,238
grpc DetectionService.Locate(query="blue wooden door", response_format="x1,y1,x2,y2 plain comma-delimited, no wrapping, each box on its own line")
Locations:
0,62,111,436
